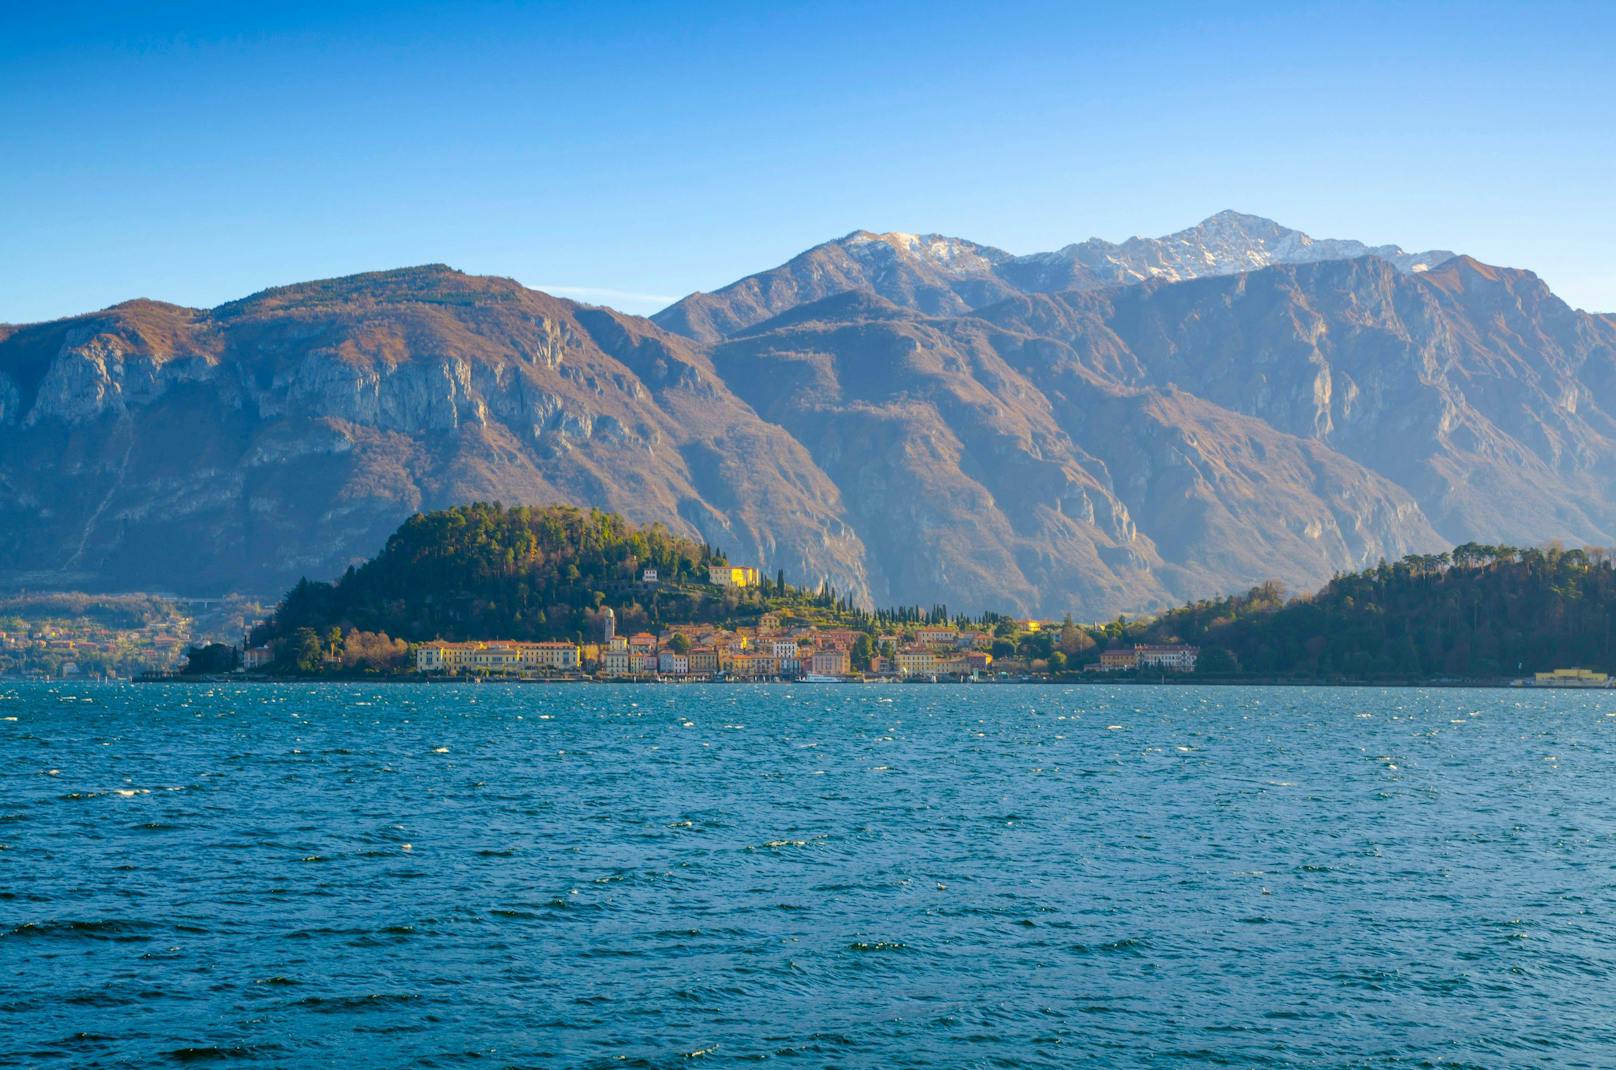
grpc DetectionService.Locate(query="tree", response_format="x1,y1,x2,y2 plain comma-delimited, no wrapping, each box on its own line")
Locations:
294,628,323,674
182,643,239,675
851,633,873,671
669,633,691,654
1047,651,1068,674
340,629,408,671
1195,647,1240,675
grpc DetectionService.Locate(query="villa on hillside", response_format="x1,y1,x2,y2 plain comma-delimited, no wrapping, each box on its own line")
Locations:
708,564,762,589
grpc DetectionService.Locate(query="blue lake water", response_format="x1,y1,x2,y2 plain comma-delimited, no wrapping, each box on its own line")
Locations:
3,682,1616,1068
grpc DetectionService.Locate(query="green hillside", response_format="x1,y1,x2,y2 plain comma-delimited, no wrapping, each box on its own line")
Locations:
251,502,862,657
1123,544,1616,679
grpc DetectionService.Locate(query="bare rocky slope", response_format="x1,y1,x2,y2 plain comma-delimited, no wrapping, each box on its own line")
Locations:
0,268,870,602
3,213,1611,617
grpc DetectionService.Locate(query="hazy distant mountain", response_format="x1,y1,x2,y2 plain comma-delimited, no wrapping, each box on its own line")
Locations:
3,213,1610,618
654,210,1455,342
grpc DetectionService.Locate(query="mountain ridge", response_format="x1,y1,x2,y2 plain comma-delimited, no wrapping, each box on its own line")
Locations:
652,211,1457,342
3,213,1610,619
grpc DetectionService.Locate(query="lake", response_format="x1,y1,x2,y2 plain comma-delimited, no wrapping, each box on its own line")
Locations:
3,682,1615,1067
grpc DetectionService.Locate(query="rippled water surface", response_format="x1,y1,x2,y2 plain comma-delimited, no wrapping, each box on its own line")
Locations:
4,682,1616,1068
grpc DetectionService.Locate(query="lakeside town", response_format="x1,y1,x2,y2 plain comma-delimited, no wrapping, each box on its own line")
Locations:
249,608,1200,683
224,562,1202,682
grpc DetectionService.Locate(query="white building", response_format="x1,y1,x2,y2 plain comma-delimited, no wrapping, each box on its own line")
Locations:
1134,644,1199,672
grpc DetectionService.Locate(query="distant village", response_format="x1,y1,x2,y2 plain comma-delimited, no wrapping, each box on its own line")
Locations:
241,564,1200,682
0,595,258,680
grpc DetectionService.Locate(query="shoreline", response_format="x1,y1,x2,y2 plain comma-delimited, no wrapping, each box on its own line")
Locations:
106,673,1568,690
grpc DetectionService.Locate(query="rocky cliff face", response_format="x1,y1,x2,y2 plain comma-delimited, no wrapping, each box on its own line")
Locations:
973,255,1616,549
0,268,870,603
2,215,1608,617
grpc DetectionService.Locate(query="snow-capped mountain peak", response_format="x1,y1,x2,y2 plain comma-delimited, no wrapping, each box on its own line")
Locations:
1047,210,1456,283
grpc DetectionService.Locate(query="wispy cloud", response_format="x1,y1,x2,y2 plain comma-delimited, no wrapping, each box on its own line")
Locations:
532,284,679,310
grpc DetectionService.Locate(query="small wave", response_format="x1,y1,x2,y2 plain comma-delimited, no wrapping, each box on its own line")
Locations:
1070,937,1149,957
293,992,422,1012
848,940,906,952
166,1045,260,1062
5,918,159,942
752,836,824,850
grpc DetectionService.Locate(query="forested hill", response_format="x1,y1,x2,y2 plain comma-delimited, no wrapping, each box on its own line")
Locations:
1130,545,1616,679
255,503,737,647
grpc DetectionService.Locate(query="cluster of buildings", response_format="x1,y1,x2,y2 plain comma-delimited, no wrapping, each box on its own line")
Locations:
412,610,1002,681
404,589,1204,680
1092,644,1200,673
0,618,191,679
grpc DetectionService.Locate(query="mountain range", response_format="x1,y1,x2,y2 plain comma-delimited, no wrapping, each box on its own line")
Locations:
3,210,1613,617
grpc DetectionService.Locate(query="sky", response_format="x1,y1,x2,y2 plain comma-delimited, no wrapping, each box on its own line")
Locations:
3,1,1615,323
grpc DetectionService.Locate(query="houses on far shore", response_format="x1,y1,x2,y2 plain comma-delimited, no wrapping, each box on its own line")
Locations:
401,623,1200,682
1090,644,1199,673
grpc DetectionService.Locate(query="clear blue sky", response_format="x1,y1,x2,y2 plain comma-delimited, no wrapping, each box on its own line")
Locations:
4,1,1614,323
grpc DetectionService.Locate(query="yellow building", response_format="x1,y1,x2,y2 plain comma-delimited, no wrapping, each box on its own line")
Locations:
1531,667,1612,688
895,649,941,676
415,640,582,675
809,649,851,676
708,564,762,589
523,641,582,671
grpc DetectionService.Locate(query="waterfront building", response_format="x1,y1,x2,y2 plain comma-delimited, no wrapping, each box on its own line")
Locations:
895,649,940,676
415,640,582,676
1530,667,1613,687
1135,644,1199,672
1099,649,1139,671
810,649,851,676
524,641,582,671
